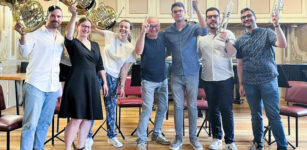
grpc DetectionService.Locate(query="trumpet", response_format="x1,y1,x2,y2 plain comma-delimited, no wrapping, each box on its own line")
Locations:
216,0,234,36
272,0,284,16
0,0,45,33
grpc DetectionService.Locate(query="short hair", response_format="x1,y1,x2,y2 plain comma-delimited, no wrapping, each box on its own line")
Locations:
206,7,220,17
240,8,256,16
47,5,62,14
171,2,185,11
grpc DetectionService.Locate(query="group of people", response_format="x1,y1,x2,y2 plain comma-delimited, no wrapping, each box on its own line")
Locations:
14,0,289,150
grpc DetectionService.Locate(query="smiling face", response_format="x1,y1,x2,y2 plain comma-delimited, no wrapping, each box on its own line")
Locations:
118,21,131,38
241,10,257,29
46,9,63,29
206,10,220,30
147,17,160,38
171,6,186,22
76,20,92,38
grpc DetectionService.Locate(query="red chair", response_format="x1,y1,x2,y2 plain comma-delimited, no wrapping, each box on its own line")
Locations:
183,88,209,136
117,76,143,138
279,81,307,148
0,85,23,150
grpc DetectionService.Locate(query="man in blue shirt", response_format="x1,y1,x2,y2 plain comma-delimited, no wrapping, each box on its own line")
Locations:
164,1,208,150
135,16,169,150
235,8,288,150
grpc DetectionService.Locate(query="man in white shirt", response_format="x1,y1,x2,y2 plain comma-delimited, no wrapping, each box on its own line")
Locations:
14,5,64,150
197,7,238,150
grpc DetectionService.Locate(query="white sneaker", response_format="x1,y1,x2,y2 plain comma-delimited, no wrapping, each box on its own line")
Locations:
209,138,222,149
225,143,238,150
108,137,123,148
85,137,94,150
137,143,147,150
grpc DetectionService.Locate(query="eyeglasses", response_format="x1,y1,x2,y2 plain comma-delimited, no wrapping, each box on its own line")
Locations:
149,25,160,29
241,14,253,20
172,9,184,14
81,25,91,29
207,15,219,19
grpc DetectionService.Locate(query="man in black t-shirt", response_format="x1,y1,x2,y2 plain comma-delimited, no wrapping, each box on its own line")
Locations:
135,16,170,150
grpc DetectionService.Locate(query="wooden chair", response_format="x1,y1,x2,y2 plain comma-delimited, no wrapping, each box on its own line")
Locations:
280,81,307,148
0,85,23,150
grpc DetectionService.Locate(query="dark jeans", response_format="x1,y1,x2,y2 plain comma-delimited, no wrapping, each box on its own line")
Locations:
203,77,235,144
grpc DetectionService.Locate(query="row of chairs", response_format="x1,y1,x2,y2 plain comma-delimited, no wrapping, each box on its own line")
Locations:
1,80,307,150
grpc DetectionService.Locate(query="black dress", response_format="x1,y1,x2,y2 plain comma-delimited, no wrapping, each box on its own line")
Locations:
59,38,103,120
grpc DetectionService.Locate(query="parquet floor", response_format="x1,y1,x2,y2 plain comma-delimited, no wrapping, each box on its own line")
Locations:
1,99,307,150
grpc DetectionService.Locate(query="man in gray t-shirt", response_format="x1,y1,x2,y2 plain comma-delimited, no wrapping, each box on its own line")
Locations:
235,8,288,150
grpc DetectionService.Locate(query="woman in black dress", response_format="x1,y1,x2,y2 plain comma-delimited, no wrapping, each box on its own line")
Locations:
59,6,108,150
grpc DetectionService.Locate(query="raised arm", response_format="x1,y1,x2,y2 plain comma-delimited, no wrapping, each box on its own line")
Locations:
15,23,34,57
192,0,206,28
92,26,106,37
66,6,77,40
220,31,236,57
272,14,287,48
135,17,150,55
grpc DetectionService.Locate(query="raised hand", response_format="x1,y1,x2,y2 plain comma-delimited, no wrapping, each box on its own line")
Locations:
141,16,150,34
14,23,25,36
192,0,199,12
272,14,280,26
68,5,77,16
219,31,228,42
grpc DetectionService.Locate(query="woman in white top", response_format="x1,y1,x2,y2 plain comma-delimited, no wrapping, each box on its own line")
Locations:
90,20,136,148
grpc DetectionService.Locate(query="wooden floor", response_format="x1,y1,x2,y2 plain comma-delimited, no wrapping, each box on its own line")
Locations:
1,99,307,150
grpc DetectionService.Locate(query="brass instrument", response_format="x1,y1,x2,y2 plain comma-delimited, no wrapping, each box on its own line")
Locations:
0,0,45,33
87,2,118,30
217,0,234,34
272,0,284,16
60,0,95,15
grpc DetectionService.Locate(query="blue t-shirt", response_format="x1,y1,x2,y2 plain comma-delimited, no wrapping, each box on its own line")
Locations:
141,32,167,82
235,27,278,85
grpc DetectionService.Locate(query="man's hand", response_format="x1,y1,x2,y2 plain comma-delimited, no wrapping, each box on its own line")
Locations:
272,14,280,27
239,85,245,97
192,0,199,12
219,31,228,42
141,16,150,34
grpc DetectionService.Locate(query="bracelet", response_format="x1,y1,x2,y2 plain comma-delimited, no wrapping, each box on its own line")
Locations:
274,24,280,28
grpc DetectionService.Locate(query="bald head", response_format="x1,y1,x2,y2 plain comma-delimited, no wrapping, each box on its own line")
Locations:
146,16,160,39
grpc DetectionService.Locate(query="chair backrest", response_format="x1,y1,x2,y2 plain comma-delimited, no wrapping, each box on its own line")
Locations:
119,76,142,96
20,61,29,73
198,88,206,100
285,81,307,104
0,85,6,113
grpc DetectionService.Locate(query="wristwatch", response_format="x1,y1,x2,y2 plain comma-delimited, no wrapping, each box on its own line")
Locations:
274,24,280,28
225,39,230,43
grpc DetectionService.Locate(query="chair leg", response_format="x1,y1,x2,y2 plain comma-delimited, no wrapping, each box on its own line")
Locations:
183,111,185,136
7,131,10,150
52,117,55,145
288,116,290,135
296,117,298,147
57,114,60,133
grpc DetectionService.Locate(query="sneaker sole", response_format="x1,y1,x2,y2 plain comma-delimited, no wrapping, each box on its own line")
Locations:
169,143,182,150
107,140,123,148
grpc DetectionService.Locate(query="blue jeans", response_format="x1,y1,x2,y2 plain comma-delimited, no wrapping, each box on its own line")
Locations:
137,79,168,144
171,74,199,140
244,77,288,149
20,83,58,150
104,73,119,138
203,78,235,144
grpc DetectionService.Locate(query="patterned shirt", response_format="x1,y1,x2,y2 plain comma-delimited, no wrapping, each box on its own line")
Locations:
235,27,278,85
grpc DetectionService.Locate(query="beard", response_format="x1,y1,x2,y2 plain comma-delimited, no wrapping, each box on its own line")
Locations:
46,21,60,29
